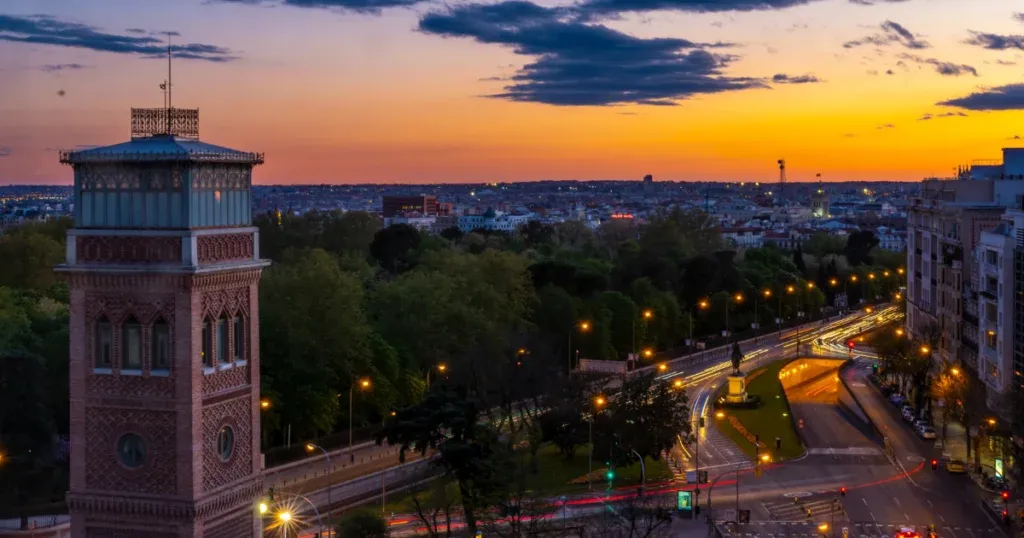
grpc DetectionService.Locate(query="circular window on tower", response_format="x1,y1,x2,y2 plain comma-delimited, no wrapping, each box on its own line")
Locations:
217,425,234,461
116,433,145,468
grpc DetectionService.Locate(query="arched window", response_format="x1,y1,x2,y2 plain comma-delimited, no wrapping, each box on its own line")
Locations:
217,316,229,365
233,315,245,362
151,319,170,372
202,319,213,367
95,317,112,369
122,317,143,370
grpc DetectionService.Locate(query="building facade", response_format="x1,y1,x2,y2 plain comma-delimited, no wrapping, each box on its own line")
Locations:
976,219,1015,416
58,108,268,537
382,195,440,218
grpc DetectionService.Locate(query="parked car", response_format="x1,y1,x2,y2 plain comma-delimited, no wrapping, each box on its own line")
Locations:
917,426,936,440
891,394,907,405
985,475,1007,490
946,460,967,473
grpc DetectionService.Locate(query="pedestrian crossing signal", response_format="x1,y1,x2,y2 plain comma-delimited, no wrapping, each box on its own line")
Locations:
930,459,938,470
840,487,846,496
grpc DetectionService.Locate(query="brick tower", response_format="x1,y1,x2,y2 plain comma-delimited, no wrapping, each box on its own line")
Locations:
58,107,268,537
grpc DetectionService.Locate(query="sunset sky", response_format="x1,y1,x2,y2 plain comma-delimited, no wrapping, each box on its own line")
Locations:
2,0,1024,184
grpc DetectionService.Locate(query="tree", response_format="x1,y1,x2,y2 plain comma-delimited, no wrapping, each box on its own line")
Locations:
792,244,807,275
0,351,58,529
260,249,381,441
440,226,464,242
377,388,506,536
336,510,389,538
844,230,879,266
370,223,422,273
538,379,591,459
0,228,65,294
592,492,675,537
594,372,691,467
322,211,382,256
520,220,555,248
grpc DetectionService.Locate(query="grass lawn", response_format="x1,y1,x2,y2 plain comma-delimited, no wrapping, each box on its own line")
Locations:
381,442,672,513
713,360,804,462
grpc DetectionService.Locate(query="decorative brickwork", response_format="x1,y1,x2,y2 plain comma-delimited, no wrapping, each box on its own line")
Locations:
85,527,177,538
202,365,249,396
84,408,177,495
201,396,252,492
197,233,254,265
200,287,250,320
77,236,181,264
87,374,175,399
191,270,262,292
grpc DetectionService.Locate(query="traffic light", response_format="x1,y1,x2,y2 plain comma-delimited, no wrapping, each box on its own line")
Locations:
930,459,938,470
267,487,275,501
606,468,615,490
847,341,855,349
872,363,879,373
1002,490,1010,502
840,487,847,497
775,437,782,450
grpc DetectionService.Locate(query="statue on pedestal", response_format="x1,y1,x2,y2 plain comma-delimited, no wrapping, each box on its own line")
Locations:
730,342,743,375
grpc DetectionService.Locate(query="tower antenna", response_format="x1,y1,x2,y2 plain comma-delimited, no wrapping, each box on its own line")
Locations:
777,159,786,206
165,33,173,134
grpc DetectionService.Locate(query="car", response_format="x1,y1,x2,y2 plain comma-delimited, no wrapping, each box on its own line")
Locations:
902,408,916,421
946,460,967,473
891,394,907,406
985,475,1007,489
896,528,920,538
917,426,936,440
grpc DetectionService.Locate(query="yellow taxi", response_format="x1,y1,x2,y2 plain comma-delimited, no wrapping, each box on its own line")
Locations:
945,460,966,473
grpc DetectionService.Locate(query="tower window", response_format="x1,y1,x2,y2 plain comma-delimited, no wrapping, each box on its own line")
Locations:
233,316,245,362
95,318,112,368
202,319,213,367
122,318,143,370
217,317,229,364
116,433,145,468
152,320,170,372
217,425,234,461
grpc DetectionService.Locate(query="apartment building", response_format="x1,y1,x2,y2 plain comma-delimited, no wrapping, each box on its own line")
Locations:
907,149,1024,377
976,218,1015,417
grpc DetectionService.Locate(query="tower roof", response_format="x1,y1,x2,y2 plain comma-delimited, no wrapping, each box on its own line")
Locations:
60,108,263,166
60,134,263,165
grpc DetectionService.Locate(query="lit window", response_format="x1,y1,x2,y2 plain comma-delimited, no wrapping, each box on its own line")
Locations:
117,433,145,468
202,319,213,367
95,318,112,368
152,320,170,371
217,426,234,461
233,316,244,361
122,318,143,370
217,317,229,364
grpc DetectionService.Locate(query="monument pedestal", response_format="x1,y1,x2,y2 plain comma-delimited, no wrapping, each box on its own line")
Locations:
725,372,748,404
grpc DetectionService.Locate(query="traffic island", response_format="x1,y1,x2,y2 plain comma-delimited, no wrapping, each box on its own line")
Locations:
712,358,805,461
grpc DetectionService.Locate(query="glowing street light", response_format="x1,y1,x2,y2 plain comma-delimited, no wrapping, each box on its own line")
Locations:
950,367,961,376
829,278,838,286
260,399,271,410
643,309,654,319
673,379,684,389
580,321,591,332
594,396,606,407
643,348,654,359
920,345,931,355
278,511,292,522
259,502,269,514
699,299,709,309
807,282,815,289
897,268,905,275
715,411,725,419
760,453,771,463
895,328,904,337
658,363,668,372
787,285,796,293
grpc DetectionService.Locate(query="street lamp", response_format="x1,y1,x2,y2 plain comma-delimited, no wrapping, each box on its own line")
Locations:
754,289,771,335
259,502,268,514
643,348,654,359
570,321,590,374
306,443,332,512
673,379,684,389
950,366,960,376
725,293,743,342
920,345,931,355
348,378,371,463
633,310,653,360
895,328,904,337
657,362,668,372
260,399,271,411
589,396,606,491
691,299,710,356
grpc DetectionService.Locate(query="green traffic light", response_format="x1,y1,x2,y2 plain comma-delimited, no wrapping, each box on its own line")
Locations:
606,471,615,480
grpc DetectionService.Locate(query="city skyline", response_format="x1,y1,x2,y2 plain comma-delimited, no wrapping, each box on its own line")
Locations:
2,0,1024,185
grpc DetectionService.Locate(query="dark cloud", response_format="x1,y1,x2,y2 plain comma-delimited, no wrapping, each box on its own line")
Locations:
125,28,146,34
917,111,967,120
217,0,421,13
996,59,1017,66
877,123,895,129
897,53,978,76
771,73,822,83
939,84,1024,110
417,1,765,106
964,32,1024,51
0,145,10,157
0,14,237,61
1008,135,1021,140
40,63,90,72
885,69,894,75
843,20,929,49
1014,12,1024,24
866,69,879,75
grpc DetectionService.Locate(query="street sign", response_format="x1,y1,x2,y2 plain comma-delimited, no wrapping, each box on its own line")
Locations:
676,490,692,511
738,509,750,524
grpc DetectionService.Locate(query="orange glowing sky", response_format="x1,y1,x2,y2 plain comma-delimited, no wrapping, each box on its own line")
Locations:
1,0,1023,184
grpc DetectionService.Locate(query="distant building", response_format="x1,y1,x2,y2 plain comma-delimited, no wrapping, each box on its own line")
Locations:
642,174,653,193
811,184,830,219
382,195,442,218
721,227,764,248
458,207,533,233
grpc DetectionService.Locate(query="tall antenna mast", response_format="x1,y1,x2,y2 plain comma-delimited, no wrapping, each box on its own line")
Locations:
777,159,786,206
166,33,173,134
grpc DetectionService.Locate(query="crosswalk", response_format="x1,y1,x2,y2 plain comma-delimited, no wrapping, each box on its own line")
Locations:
762,498,845,521
718,521,999,538
806,447,882,456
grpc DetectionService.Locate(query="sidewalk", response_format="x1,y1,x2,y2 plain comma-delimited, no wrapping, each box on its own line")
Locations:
928,408,1007,493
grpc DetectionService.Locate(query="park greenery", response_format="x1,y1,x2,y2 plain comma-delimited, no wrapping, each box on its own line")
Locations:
0,208,907,527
